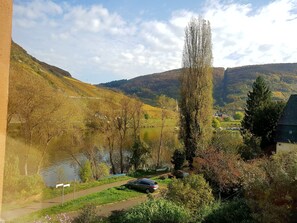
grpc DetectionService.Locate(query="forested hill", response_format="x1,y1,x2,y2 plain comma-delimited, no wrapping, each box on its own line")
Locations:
98,68,225,106
99,63,297,110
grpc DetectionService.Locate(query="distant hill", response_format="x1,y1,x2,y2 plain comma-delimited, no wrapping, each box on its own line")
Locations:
99,63,297,111
99,68,225,106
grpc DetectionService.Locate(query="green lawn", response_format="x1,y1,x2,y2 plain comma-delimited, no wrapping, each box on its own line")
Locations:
220,120,241,128
42,175,133,200
151,176,172,186
10,187,143,223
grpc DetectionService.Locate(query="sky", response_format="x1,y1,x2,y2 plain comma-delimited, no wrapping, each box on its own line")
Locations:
12,0,297,84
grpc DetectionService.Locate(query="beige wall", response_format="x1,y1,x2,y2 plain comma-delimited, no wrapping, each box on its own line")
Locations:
0,0,13,217
276,142,297,153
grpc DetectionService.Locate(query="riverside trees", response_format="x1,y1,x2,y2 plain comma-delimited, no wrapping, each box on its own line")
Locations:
179,17,213,168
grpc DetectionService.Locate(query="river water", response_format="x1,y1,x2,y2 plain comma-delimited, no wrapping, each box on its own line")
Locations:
40,154,85,187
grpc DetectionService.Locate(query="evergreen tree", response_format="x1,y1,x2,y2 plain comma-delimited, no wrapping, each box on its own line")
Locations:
171,149,185,170
129,137,150,170
253,101,285,149
242,76,285,152
179,17,213,168
241,76,272,134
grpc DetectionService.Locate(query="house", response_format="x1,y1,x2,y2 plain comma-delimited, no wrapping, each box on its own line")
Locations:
275,94,297,152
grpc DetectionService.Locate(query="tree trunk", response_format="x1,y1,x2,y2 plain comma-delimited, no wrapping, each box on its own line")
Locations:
157,112,165,168
108,138,116,174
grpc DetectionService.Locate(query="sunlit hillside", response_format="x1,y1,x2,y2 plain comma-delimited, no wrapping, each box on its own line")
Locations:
9,42,173,119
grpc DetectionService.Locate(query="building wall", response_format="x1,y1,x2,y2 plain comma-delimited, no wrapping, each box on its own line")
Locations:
276,142,297,153
0,0,13,217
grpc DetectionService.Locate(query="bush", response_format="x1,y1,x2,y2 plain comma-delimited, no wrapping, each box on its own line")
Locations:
194,148,244,198
171,149,185,170
233,112,244,120
223,116,231,122
243,152,297,223
4,155,21,193
113,199,190,223
166,174,214,212
239,132,262,160
73,204,103,223
203,199,253,223
212,118,221,129
212,130,243,154
79,160,93,183
96,163,110,179
20,174,45,197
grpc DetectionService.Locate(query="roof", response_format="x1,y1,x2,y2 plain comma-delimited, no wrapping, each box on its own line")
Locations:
277,95,297,125
276,95,297,143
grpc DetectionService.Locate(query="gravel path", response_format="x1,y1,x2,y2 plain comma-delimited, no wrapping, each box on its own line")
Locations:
2,179,132,221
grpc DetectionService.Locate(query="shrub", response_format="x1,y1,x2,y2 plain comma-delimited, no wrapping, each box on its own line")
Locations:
211,130,243,154
239,132,262,160
4,155,21,193
233,112,244,120
203,199,253,223
114,199,190,223
73,204,103,223
194,149,244,197
79,160,93,183
96,163,110,179
166,174,214,212
20,174,45,197
144,113,149,119
212,118,221,129
243,152,297,223
129,138,150,170
171,149,185,170
223,116,231,122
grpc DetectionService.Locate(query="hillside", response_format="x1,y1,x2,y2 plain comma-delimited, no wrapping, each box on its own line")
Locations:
99,63,297,111
9,42,167,119
99,68,225,106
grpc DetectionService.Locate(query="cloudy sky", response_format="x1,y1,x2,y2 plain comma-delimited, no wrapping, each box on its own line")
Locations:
13,0,297,83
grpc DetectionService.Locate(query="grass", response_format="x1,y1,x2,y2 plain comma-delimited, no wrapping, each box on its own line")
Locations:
152,177,172,186
42,175,133,200
220,120,241,128
10,187,143,223
2,175,133,213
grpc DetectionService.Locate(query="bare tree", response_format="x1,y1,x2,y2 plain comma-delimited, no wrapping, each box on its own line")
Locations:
130,98,143,141
114,97,133,173
8,72,63,175
156,95,175,168
179,17,213,168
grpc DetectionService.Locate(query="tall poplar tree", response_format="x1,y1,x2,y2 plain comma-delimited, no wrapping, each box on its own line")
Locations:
179,17,213,168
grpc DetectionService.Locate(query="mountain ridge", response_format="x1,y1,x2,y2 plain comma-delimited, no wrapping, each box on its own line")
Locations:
99,63,297,110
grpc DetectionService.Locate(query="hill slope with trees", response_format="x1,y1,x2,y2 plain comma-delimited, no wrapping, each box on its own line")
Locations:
99,63,297,110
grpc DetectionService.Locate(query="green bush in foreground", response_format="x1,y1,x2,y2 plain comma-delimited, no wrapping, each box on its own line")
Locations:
73,204,104,223
114,199,190,223
166,174,214,211
203,199,253,223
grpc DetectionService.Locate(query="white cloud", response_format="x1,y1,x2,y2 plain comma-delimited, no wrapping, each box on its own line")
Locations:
12,0,297,83
204,0,297,67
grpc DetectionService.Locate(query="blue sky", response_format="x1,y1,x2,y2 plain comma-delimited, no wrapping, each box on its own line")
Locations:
12,0,297,83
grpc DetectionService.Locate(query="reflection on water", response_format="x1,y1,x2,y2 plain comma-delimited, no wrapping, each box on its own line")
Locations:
41,154,86,187
41,127,177,187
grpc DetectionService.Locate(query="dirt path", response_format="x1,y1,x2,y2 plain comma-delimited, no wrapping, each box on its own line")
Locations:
68,195,149,219
2,179,132,221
